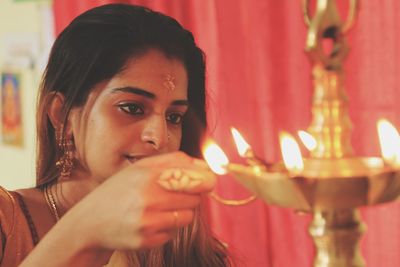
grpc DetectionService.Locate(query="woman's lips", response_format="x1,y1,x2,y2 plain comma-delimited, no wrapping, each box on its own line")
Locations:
125,155,145,163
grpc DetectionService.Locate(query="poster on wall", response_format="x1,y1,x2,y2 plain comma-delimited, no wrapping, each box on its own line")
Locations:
1,72,23,147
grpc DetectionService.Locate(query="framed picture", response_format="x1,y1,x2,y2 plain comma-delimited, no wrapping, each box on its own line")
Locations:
1,71,23,147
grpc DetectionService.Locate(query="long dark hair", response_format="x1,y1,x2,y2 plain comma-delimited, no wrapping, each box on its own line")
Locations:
36,4,230,267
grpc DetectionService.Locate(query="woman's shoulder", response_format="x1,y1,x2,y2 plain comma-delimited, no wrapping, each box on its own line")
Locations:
0,186,36,266
0,186,17,236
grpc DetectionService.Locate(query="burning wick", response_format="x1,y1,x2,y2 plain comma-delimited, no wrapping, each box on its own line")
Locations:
298,130,317,151
202,140,258,206
377,119,400,167
279,131,304,175
202,140,229,175
202,138,257,175
230,127,270,171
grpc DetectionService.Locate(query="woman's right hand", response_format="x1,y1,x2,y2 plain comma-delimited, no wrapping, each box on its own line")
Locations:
65,151,216,251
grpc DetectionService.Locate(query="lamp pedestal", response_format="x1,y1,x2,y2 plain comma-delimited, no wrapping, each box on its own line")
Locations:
309,210,366,267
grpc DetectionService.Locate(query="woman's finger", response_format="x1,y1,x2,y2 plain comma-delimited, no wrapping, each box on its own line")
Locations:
145,191,201,211
141,209,195,233
156,167,216,194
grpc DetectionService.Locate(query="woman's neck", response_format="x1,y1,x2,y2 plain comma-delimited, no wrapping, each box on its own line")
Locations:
54,171,101,217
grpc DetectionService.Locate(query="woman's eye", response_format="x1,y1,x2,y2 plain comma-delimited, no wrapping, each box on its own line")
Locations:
166,113,184,125
118,103,144,115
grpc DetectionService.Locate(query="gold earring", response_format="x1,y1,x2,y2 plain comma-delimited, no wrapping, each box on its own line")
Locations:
56,134,74,178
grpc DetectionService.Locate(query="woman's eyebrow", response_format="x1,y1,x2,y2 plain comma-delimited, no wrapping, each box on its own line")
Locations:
110,86,155,99
110,86,188,106
171,100,189,106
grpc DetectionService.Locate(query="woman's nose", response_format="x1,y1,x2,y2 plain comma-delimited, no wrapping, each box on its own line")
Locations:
140,115,169,150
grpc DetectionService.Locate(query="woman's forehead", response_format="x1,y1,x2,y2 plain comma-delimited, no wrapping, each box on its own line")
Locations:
82,50,188,109
107,50,188,98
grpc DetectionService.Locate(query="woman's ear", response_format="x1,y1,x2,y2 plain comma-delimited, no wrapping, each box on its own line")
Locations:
47,92,71,133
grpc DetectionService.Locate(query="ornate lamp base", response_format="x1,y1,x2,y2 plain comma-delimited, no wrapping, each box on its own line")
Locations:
309,210,366,267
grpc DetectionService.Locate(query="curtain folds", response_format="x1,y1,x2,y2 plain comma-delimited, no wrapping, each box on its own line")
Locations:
53,1,400,266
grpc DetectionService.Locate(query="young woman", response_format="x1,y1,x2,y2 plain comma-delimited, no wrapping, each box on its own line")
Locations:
0,4,230,266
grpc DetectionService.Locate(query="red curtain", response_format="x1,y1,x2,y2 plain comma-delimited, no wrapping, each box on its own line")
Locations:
53,1,400,266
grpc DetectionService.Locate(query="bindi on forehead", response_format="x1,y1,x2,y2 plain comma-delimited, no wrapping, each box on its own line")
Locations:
163,74,176,92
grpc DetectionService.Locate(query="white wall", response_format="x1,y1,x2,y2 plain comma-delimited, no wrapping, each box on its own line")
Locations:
0,0,53,190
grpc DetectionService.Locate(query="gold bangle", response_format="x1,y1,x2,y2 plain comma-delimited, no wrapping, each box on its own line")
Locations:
209,191,257,206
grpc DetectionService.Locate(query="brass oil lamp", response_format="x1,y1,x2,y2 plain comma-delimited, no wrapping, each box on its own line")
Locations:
203,1,400,266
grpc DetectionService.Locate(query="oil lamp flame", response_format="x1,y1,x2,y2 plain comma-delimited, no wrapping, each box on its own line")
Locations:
377,119,400,165
202,140,229,175
231,127,251,156
279,131,304,173
298,130,317,151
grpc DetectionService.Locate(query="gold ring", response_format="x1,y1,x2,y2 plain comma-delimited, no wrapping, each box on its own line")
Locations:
173,211,179,228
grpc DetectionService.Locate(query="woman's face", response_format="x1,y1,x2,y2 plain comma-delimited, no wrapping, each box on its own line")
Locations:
70,49,188,181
